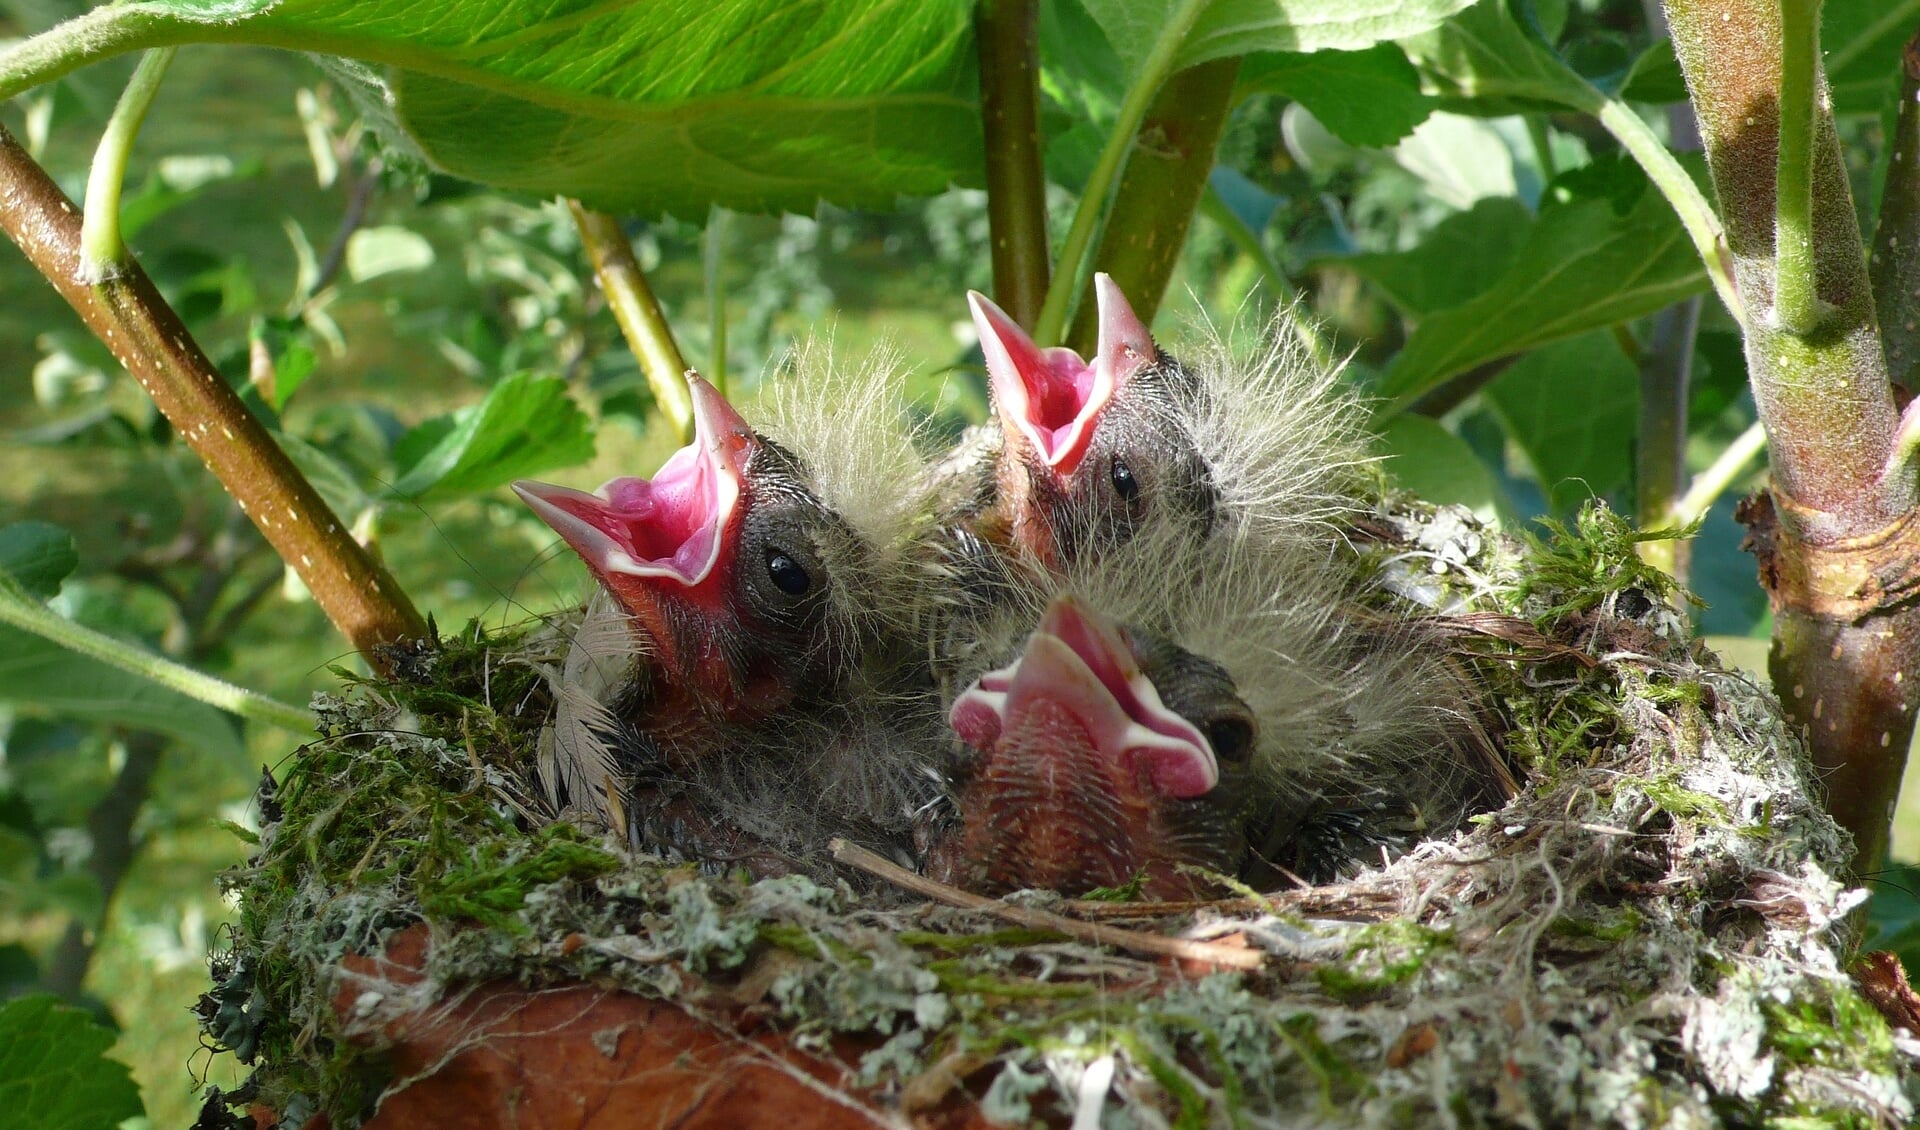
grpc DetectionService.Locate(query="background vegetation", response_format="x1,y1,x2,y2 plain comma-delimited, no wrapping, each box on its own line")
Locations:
2,0,1918,1122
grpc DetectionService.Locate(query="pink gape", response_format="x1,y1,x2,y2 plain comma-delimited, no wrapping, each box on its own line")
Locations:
949,595,1219,800
513,375,751,603
967,273,1158,476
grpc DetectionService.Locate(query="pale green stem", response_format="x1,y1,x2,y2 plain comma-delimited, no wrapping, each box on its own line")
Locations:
0,589,315,735
1031,0,1210,346
1593,98,1744,327
1668,420,1768,528
80,47,174,278
1525,114,1558,181
1196,186,1332,369
0,4,169,103
705,205,729,398
1772,0,1821,334
567,201,694,442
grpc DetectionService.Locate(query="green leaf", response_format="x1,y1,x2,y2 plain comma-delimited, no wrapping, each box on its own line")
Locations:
0,995,144,1130
1339,196,1532,316
0,625,247,763
1389,112,1516,208
1481,332,1638,512
1380,157,1709,406
1376,414,1505,523
46,0,983,216
389,373,595,500
1825,0,1919,117
1618,37,1685,105
250,315,318,408
0,522,79,599
1184,0,1478,70
1236,44,1435,147
1399,0,1601,115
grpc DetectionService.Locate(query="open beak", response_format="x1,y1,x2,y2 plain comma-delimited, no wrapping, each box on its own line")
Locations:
513,373,752,589
948,594,1218,798
968,274,1158,476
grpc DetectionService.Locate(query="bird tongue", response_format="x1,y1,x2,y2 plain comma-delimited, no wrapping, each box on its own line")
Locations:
513,374,749,590
949,596,1218,798
968,274,1158,475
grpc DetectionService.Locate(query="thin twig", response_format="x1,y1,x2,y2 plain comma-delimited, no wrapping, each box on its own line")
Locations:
79,46,173,277
704,204,729,396
0,122,426,667
1669,420,1768,528
828,839,1264,971
567,201,694,442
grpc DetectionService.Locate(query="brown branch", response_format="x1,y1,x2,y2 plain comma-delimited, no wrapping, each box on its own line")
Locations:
1064,56,1241,353
1873,31,1920,394
829,838,1264,971
975,0,1050,329
0,122,425,669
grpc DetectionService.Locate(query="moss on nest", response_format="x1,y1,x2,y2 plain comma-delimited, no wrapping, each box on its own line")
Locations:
196,503,1920,1128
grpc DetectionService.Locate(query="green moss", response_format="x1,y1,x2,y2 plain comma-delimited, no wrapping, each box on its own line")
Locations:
1640,774,1732,824
1765,984,1898,1072
416,827,619,930
1515,504,1700,623
1548,906,1643,942
1314,921,1451,1001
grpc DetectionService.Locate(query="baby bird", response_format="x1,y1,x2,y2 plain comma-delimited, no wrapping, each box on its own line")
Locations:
929,594,1258,899
517,358,947,872
929,515,1500,897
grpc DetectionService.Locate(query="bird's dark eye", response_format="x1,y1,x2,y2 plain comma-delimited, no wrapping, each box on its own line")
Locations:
765,549,812,596
1205,718,1254,765
1110,456,1140,501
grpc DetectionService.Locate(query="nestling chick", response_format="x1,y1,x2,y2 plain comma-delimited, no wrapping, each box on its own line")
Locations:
518,359,947,871
929,520,1501,896
929,594,1258,899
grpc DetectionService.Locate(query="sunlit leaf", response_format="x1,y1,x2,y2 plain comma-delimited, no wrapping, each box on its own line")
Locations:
62,0,983,216
1380,158,1709,406
0,995,143,1130
389,373,595,500
1236,44,1434,147
1399,0,1600,115
345,225,435,282
1081,0,1476,74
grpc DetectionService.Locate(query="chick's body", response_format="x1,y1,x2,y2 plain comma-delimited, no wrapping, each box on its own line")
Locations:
526,353,950,876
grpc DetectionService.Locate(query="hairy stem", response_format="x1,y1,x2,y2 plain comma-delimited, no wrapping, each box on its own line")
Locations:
0,583,314,734
0,123,426,667
1771,0,1822,334
1668,0,1920,871
975,0,1050,329
1032,0,1210,345
567,202,694,441
0,4,171,103
79,47,172,277
1872,31,1920,392
1064,55,1240,354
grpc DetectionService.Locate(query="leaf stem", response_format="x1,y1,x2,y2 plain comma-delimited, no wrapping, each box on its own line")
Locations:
1771,0,1822,334
0,587,314,735
1196,185,1331,369
567,201,694,442
975,0,1050,329
1593,98,1743,325
1669,419,1767,528
80,47,174,279
1525,114,1558,181
1031,0,1210,346
1634,297,1702,579
704,204,728,397
0,122,427,667
0,4,169,103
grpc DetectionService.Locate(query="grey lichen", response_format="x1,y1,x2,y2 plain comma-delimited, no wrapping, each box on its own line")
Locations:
195,503,1920,1128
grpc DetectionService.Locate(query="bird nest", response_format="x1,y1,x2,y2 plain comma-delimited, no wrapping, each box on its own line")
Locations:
193,503,1920,1129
